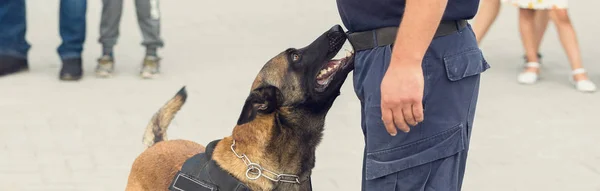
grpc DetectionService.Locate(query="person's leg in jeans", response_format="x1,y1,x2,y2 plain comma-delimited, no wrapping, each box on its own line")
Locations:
57,0,87,81
0,0,30,76
96,0,123,78
135,0,164,79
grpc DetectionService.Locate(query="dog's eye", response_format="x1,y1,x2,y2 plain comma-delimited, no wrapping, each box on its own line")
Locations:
257,104,268,111
291,53,300,62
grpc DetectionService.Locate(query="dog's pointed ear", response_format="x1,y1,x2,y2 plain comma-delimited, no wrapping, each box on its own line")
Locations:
237,86,282,125
237,99,257,126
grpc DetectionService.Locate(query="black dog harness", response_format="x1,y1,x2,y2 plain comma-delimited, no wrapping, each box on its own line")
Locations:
168,139,251,191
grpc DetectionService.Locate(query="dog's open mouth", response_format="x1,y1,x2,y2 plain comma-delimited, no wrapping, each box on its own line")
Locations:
315,50,354,92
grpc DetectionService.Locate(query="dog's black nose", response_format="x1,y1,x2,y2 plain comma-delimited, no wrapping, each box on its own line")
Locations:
326,25,346,47
329,24,344,33
325,25,346,53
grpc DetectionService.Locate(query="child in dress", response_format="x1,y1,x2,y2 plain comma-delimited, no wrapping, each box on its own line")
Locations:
474,0,549,46
509,0,596,92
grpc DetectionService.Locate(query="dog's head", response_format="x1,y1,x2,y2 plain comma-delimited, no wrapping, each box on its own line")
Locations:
233,25,354,144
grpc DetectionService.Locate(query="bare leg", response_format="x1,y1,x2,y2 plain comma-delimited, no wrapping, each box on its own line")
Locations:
517,8,543,84
533,10,550,53
519,9,540,67
473,0,501,44
549,9,588,81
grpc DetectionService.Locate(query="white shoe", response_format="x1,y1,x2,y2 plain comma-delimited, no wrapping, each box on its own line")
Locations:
571,68,597,92
517,62,540,84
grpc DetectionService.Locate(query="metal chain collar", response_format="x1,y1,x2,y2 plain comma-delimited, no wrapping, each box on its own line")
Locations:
230,140,301,184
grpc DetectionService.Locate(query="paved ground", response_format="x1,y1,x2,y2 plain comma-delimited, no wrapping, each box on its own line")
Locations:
1,1,599,190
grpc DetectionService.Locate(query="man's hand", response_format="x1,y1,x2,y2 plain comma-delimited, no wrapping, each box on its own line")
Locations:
380,57,424,135
380,0,447,136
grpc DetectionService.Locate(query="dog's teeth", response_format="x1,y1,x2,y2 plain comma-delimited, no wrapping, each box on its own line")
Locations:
332,62,340,69
318,69,327,77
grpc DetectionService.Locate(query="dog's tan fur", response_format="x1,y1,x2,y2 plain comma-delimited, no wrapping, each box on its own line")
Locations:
126,87,203,191
125,26,352,191
125,53,310,191
126,140,204,191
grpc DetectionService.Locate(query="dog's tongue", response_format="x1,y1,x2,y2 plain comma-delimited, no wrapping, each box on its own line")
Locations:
317,78,329,85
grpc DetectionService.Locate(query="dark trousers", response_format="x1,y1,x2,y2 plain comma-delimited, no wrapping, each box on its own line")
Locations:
352,24,490,191
0,0,87,59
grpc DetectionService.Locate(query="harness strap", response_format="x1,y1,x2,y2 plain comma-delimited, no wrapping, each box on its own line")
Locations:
169,139,315,191
347,20,468,52
169,140,251,191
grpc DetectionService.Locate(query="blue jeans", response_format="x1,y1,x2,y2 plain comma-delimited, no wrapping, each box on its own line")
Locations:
0,0,87,59
352,24,490,191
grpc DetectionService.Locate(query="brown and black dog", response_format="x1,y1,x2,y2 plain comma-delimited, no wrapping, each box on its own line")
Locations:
125,25,354,191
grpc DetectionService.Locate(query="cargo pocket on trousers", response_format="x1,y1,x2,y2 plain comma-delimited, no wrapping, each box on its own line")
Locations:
443,48,489,82
364,123,466,181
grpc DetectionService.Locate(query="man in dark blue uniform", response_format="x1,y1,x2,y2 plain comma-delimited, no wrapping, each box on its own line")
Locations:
336,0,490,190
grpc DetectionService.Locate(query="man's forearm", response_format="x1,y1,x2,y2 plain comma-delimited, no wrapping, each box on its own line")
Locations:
391,0,448,65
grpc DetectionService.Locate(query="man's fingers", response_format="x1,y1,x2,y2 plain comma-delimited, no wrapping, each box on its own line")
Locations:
402,105,417,126
413,103,424,123
393,107,410,133
381,107,398,136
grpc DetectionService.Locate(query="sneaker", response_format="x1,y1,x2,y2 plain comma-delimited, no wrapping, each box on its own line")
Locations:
96,55,114,78
0,55,29,76
59,58,83,81
140,55,160,79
